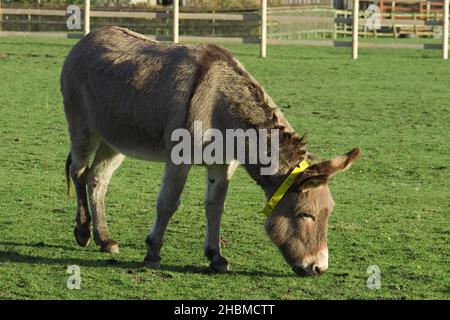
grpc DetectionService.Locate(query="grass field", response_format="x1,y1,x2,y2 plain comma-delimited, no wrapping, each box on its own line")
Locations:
0,36,449,300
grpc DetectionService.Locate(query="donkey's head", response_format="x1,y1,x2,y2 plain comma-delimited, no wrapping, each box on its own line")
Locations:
264,148,361,276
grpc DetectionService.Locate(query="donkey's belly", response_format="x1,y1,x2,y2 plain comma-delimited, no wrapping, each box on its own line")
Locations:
93,119,169,162
107,143,167,162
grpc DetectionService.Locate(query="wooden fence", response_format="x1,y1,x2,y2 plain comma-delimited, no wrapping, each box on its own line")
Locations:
335,9,447,38
267,7,336,40
0,3,264,48
349,0,449,59
0,0,449,59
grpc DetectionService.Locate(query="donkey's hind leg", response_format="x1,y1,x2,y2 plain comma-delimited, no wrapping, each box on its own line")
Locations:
87,142,125,253
144,162,191,268
68,132,98,247
63,84,99,247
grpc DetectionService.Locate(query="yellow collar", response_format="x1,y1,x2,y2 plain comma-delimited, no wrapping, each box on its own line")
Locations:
262,160,310,216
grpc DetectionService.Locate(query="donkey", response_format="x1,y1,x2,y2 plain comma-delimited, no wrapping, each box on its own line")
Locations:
61,26,360,276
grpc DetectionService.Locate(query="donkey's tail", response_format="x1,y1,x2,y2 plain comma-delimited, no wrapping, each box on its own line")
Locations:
65,152,72,197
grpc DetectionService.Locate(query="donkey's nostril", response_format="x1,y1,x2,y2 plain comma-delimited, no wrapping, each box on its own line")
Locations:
312,264,325,275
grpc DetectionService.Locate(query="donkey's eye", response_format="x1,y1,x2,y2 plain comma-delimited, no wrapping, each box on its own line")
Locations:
298,212,316,221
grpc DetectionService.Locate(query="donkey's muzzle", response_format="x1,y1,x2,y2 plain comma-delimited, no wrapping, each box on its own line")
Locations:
292,264,326,277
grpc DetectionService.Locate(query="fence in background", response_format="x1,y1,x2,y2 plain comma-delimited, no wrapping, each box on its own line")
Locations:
350,0,449,59
0,0,449,59
0,5,262,39
267,6,336,40
336,9,446,38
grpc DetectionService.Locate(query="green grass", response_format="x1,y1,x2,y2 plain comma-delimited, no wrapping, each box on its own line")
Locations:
0,36,449,300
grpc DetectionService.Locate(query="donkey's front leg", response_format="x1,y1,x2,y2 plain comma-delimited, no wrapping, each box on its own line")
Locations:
204,163,236,272
144,163,191,268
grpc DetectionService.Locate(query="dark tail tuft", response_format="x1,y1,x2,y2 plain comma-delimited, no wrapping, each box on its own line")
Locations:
65,152,72,197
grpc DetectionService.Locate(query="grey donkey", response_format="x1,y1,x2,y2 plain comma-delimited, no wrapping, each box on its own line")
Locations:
61,26,360,276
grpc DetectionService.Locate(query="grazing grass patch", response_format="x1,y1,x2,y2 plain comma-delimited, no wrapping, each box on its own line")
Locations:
0,36,448,300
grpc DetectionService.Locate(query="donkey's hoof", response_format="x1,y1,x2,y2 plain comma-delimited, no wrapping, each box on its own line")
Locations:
100,240,119,254
74,227,91,247
144,256,161,269
210,256,229,273
210,262,229,273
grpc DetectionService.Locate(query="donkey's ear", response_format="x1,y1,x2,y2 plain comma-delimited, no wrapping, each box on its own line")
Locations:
309,147,361,177
298,174,329,191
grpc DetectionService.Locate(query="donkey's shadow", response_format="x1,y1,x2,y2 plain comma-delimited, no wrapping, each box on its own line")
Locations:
0,241,290,278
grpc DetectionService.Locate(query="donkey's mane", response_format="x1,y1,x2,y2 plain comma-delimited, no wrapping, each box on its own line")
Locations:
197,44,308,162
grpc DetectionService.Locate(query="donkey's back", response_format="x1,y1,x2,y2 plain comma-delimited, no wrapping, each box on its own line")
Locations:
61,26,203,160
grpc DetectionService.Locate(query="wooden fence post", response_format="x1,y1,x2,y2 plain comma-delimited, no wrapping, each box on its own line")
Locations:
0,0,3,32
261,0,267,58
392,2,397,38
352,0,359,59
333,10,337,40
173,0,179,43
84,0,90,35
363,9,367,38
443,0,449,60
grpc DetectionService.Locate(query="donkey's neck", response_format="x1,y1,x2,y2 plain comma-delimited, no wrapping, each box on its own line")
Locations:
230,96,308,196
215,60,309,196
